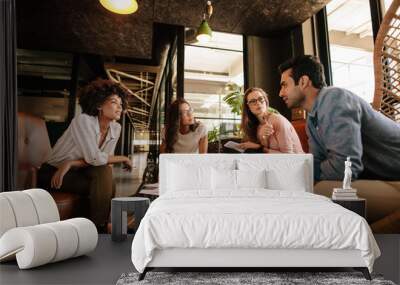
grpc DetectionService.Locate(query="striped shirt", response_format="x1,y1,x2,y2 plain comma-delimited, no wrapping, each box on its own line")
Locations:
47,113,121,167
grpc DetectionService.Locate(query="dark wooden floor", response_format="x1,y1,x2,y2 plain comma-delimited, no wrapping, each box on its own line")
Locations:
0,234,398,285
0,235,135,285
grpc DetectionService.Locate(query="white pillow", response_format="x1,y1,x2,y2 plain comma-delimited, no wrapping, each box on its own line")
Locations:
236,169,267,189
167,162,212,191
265,162,307,191
212,169,237,190
237,159,308,191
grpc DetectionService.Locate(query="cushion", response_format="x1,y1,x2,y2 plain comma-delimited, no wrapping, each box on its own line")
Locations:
237,159,308,191
24,188,60,223
65,218,98,257
160,155,239,195
266,166,306,191
0,191,39,228
237,169,267,189
167,162,212,191
0,189,59,237
0,218,97,269
315,180,400,224
0,196,17,237
42,221,79,262
212,169,237,190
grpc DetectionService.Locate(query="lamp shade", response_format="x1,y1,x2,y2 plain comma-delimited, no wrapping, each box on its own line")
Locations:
196,19,212,43
99,0,138,14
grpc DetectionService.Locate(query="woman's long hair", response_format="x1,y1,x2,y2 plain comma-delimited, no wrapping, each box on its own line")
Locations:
165,98,199,153
241,87,270,142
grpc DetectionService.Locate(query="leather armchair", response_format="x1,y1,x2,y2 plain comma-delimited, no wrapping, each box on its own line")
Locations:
17,112,88,220
291,119,309,153
17,112,51,189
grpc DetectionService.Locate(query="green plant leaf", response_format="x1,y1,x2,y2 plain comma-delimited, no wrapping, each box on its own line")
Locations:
207,126,220,142
223,83,280,117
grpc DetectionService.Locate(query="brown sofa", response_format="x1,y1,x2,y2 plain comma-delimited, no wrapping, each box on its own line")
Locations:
292,119,400,233
17,112,88,220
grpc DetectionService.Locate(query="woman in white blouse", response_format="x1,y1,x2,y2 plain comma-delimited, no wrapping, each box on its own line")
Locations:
160,98,208,153
38,79,132,229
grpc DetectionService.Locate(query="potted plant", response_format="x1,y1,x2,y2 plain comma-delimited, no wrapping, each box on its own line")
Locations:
207,125,220,143
223,83,279,116
223,83,243,116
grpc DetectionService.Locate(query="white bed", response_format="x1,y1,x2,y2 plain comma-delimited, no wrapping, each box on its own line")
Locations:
131,154,380,280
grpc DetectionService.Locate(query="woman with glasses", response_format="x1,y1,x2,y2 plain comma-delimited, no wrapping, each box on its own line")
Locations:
160,98,208,153
238,87,303,153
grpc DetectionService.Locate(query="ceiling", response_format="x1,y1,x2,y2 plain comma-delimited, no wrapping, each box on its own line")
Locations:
17,0,329,60
16,0,330,130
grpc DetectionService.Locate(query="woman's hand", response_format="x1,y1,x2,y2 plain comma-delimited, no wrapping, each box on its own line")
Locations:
122,156,133,172
238,141,261,150
51,161,71,189
263,122,274,137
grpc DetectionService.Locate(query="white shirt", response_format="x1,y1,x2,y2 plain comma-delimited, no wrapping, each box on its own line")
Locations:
162,122,207,153
47,113,121,167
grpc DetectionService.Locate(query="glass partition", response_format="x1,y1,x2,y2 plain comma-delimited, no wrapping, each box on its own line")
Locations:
184,31,244,148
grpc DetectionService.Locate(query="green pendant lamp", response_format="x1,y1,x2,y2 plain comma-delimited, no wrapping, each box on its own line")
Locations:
196,1,213,43
196,19,212,43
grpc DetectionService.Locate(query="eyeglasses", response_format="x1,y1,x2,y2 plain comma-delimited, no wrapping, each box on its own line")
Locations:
180,108,194,116
247,97,265,106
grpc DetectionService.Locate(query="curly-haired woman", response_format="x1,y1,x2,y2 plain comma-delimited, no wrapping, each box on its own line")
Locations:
160,98,208,153
37,79,132,229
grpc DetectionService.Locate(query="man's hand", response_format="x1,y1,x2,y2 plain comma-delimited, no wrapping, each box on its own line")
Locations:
122,157,133,172
51,161,71,189
237,141,261,150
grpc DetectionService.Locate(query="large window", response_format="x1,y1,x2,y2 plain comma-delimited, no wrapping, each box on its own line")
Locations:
383,0,394,11
184,32,244,142
326,0,375,103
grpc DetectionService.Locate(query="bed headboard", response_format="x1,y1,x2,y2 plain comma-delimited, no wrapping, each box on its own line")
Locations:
159,154,314,195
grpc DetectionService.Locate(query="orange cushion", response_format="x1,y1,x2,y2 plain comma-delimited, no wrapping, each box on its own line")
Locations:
291,119,309,153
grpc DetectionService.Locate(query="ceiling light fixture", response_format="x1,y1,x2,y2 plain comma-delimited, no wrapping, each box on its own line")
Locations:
196,1,213,43
99,0,138,15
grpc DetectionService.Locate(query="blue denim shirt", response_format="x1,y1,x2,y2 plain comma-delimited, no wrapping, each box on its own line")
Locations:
306,87,400,181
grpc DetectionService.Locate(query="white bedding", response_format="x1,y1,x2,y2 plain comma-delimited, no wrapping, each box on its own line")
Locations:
131,190,380,273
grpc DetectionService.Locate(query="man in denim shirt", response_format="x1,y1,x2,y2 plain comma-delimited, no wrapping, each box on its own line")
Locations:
278,55,400,181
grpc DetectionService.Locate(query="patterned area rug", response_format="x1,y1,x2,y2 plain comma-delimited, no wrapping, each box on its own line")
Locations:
116,271,395,285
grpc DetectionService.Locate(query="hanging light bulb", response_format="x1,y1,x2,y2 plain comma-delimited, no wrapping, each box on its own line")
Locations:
99,0,138,15
196,1,213,43
196,18,212,43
